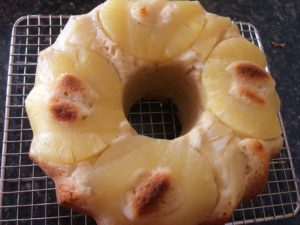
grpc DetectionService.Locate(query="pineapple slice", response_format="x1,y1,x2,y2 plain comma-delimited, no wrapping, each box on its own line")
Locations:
88,136,217,225
206,37,266,66
202,37,281,139
31,132,107,163
54,14,97,49
26,47,125,163
192,13,233,60
221,22,241,40
100,0,205,62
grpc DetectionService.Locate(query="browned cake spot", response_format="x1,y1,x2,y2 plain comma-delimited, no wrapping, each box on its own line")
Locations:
56,182,77,204
57,74,86,95
139,7,148,17
251,140,264,153
234,62,271,83
49,100,79,122
240,139,270,200
48,74,94,123
133,171,170,216
55,180,92,216
227,61,276,107
125,168,171,219
237,86,265,105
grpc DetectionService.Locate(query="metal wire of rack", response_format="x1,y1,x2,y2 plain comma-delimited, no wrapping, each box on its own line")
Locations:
0,15,299,225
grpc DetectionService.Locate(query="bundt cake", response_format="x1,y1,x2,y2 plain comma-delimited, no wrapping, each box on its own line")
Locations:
25,0,283,224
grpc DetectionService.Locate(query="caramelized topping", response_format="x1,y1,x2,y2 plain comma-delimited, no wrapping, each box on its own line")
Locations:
124,168,171,220
234,62,271,83
236,86,265,105
57,74,87,94
226,61,275,106
248,139,264,153
49,100,79,122
139,7,148,17
48,74,96,123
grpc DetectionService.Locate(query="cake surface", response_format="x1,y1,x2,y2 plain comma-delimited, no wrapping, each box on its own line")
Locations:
25,0,283,224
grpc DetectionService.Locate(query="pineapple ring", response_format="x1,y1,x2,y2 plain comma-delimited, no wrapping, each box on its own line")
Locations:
26,0,283,225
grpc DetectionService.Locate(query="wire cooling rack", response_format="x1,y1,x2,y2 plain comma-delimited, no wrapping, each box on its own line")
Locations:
0,15,299,225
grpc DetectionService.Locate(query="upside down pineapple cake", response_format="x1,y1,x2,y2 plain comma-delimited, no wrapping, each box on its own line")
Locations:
25,0,283,224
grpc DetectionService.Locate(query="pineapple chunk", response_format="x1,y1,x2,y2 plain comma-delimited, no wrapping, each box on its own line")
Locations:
100,0,205,62
26,47,125,163
192,13,233,60
202,38,281,139
88,136,217,225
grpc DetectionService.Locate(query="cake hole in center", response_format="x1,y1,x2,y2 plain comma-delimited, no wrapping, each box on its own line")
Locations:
123,63,201,140
127,98,182,140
